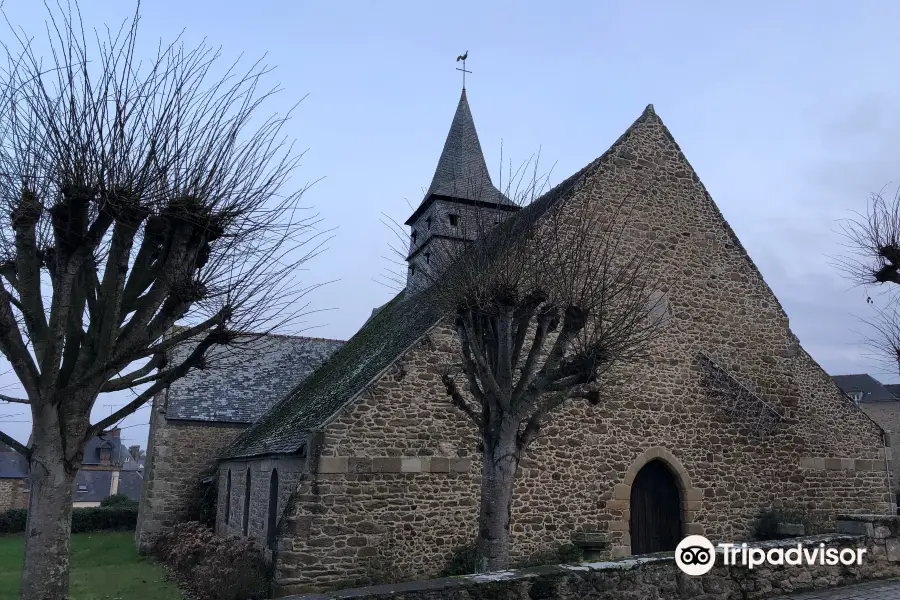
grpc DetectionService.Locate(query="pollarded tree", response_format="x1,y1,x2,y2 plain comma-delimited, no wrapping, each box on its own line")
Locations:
391,177,667,571
839,190,900,371
0,6,324,599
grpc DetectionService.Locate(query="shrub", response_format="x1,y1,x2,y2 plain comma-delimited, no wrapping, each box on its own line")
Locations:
0,509,27,534
152,521,271,600
100,493,138,508
71,506,138,532
752,507,814,541
515,543,585,569
0,506,136,534
439,542,479,577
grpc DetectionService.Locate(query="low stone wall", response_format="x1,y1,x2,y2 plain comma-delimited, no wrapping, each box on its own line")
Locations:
283,515,900,600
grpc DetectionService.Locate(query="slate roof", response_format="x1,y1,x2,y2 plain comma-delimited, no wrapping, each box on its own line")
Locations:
116,471,144,502
73,470,112,503
884,384,900,398
0,452,27,478
83,434,141,470
405,89,514,226
165,333,344,423
222,104,662,460
832,374,898,402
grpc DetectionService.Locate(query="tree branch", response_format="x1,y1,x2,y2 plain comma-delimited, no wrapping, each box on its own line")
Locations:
100,354,165,392
0,394,30,404
0,430,30,458
442,372,484,428
88,328,226,436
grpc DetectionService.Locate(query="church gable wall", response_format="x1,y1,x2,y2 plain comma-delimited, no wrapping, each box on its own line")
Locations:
136,390,246,551
273,110,891,594
858,400,900,489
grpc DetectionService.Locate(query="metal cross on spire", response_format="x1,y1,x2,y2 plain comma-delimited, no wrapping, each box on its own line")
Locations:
455,50,471,90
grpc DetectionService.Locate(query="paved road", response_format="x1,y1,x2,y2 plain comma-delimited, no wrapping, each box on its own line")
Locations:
773,578,900,599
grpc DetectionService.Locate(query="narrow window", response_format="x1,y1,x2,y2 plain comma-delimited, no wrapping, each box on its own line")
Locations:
426,217,432,230
224,469,232,524
409,264,416,276
425,252,431,265
267,469,279,550
448,214,459,226
411,231,417,244
242,468,251,536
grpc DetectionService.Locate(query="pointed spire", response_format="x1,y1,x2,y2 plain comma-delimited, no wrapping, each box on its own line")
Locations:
425,89,510,204
405,90,515,225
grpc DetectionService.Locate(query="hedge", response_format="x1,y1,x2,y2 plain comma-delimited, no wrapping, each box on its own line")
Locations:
0,506,137,535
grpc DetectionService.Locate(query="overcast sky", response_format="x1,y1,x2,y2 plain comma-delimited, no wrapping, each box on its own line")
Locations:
2,0,900,447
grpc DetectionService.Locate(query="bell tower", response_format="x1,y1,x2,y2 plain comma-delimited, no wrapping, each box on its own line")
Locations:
405,89,519,290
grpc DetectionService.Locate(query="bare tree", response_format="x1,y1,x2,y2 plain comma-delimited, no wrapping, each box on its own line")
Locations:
839,189,900,372
388,169,666,571
0,5,325,599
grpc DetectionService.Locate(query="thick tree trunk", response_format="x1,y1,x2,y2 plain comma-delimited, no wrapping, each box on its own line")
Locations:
20,414,80,600
476,436,520,572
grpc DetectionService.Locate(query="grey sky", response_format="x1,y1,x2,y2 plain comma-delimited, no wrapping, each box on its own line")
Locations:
1,0,899,447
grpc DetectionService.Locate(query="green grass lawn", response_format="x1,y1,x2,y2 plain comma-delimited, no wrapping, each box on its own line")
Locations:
0,531,183,600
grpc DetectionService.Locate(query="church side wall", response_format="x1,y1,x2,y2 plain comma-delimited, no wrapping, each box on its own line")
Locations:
274,113,892,595
216,455,306,551
135,387,246,551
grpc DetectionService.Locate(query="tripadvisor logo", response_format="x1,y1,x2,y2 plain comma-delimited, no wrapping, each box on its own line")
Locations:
675,535,716,575
674,535,867,576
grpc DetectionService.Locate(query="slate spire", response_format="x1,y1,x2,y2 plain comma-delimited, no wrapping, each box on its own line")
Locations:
405,89,513,225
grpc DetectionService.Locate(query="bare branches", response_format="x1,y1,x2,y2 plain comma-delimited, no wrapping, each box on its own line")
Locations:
0,1,326,407
421,170,664,455
839,188,900,374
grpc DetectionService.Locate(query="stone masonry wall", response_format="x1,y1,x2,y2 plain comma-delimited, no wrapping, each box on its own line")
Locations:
216,455,306,552
0,478,25,510
282,515,900,600
136,388,246,551
274,108,893,594
859,401,900,492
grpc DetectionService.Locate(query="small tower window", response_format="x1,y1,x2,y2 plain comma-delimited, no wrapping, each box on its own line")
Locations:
409,265,416,276
425,252,431,264
411,231,417,244
426,217,432,230
448,214,459,226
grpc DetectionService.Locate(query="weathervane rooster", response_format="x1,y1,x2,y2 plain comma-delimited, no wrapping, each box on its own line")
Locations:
456,51,471,89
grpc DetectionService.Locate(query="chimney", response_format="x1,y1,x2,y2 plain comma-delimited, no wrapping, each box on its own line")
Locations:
110,427,121,438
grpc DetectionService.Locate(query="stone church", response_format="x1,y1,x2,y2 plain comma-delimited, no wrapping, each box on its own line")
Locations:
142,86,894,596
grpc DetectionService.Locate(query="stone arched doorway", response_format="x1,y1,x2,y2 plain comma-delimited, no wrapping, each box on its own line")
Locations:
629,460,682,553
607,447,704,558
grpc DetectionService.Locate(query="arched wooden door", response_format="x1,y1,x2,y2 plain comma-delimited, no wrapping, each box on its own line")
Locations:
629,460,682,554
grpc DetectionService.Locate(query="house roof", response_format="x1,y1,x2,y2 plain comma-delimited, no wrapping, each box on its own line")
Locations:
82,434,141,470
165,333,344,423
116,470,143,502
405,89,514,226
73,470,112,502
221,104,661,461
0,452,27,478
832,374,897,402
884,383,900,398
